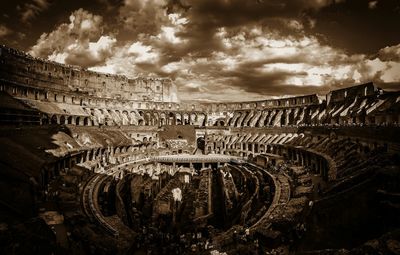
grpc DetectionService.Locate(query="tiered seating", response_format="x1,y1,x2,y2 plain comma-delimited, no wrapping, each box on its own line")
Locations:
0,44,399,255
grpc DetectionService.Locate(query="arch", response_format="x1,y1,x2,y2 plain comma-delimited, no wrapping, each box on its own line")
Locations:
153,112,160,126
168,112,176,125
59,115,66,125
183,113,189,125
160,112,167,126
145,112,152,125
51,115,58,125
280,110,287,126
138,111,146,126
175,113,182,125
190,113,197,125
196,113,206,126
216,119,225,126
41,115,49,125
128,111,138,125
197,137,205,151
114,147,121,155
83,117,90,126
76,116,82,126
259,144,265,153
67,116,73,125
288,109,295,125
122,110,130,125
233,112,242,126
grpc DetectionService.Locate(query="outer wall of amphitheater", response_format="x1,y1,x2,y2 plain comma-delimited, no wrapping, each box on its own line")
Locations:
0,45,400,254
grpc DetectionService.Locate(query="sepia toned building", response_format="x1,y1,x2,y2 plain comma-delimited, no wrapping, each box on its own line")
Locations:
1,45,400,254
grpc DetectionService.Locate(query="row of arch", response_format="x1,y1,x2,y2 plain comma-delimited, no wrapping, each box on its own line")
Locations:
221,108,320,128
1,83,196,111
42,111,209,127
43,114,93,126
138,111,207,126
42,140,159,189
204,133,299,156
1,83,316,113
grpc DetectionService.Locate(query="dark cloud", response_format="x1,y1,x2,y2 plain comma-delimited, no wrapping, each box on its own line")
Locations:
117,0,171,41
0,25,12,38
304,0,400,54
225,70,304,94
19,0,52,23
181,0,333,27
1,0,399,101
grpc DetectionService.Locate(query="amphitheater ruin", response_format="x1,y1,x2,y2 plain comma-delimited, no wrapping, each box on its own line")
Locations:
0,45,399,254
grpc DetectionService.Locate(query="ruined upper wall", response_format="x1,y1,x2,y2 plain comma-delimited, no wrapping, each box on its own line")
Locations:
2,45,392,113
0,45,178,102
0,45,323,110
326,82,378,105
203,94,320,112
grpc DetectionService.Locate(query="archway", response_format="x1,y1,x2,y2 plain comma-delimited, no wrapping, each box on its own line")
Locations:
67,116,73,125
51,115,58,125
216,120,225,126
83,117,89,126
60,115,66,125
41,115,49,125
168,112,175,125
196,137,205,153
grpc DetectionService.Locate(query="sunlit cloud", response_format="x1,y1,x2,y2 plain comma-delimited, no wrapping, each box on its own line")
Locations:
21,0,400,101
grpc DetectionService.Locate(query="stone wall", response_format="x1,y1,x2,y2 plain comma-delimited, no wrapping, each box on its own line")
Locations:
0,46,177,102
0,46,399,128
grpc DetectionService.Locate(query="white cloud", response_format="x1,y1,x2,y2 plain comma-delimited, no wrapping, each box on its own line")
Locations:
162,61,186,73
156,24,400,99
153,13,188,45
158,26,183,44
128,42,159,63
89,36,117,58
168,13,188,26
48,52,68,63
81,19,94,30
30,9,116,68
27,5,400,101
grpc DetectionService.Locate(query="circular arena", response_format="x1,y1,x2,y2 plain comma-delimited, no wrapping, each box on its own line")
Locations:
0,45,400,255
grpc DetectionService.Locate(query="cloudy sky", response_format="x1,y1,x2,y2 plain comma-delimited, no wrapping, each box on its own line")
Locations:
1,0,400,101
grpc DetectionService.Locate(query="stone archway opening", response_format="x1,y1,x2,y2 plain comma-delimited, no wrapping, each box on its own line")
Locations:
196,137,205,153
